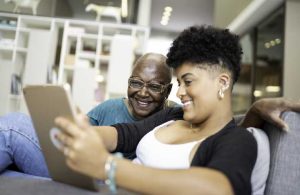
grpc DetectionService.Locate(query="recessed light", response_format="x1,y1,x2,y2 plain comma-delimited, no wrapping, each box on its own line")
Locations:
254,90,262,97
266,86,280,92
164,6,173,12
162,15,170,21
121,0,128,17
275,38,281,44
160,20,168,26
163,12,171,17
270,40,275,46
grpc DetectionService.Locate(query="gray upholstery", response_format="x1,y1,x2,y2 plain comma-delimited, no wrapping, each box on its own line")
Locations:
1,112,299,194
0,176,135,195
264,111,300,195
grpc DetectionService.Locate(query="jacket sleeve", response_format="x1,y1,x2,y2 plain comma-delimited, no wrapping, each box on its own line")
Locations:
191,127,257,195
111,107,183,153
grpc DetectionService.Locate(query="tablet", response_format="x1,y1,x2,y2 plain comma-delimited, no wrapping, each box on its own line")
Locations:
23,85,99,191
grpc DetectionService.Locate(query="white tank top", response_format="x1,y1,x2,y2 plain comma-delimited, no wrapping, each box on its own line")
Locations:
133,120,204,169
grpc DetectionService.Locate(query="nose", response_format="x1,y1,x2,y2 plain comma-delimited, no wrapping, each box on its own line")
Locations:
176,85,186,99
137,86,150,97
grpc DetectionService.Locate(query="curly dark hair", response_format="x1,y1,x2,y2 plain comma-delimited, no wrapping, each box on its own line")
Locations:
166,25,243,84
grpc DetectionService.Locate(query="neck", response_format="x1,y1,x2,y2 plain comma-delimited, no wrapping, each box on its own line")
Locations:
189,101,233,135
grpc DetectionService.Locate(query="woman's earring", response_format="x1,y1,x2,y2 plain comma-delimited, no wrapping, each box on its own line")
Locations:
218,88,224,99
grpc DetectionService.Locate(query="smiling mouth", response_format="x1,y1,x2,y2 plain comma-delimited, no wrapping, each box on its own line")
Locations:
135,100,151,108
182,100,192,109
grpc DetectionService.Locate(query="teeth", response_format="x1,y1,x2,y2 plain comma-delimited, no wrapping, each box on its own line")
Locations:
183,101,192,107
137,101,149,105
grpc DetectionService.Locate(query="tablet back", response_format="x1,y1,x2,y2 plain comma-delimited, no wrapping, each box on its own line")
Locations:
23,85,99,191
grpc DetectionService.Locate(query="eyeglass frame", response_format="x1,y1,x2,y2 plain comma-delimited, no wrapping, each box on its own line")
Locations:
128,78,171,94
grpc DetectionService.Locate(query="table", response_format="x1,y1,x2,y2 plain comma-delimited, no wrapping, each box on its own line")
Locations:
0,176,136,195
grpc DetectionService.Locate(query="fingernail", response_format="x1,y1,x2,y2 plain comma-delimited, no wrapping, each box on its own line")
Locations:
283,125,290,132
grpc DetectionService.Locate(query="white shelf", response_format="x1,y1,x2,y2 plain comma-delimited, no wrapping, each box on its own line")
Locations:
99,55,110,62
18,28,31,33
0,25,17,31
81,33,98,39
102,35,113,41
0,12,150,114
16,47,28,53
78,52,96,60
0,45,14,51
64,65,75,70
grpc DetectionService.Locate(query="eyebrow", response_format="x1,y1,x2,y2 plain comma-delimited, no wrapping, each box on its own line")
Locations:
130,76,166,84
180,72,193,79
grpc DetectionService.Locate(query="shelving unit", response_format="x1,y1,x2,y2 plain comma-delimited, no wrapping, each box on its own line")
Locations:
58,19,149,112
0,12,149,115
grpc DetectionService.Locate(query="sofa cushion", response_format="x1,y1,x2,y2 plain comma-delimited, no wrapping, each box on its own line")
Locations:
264,111,300,195
247,127,270,195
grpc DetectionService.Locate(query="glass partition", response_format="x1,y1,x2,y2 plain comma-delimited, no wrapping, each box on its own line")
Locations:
253,7,284,101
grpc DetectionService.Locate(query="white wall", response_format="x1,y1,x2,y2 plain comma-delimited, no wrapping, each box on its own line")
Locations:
283,0,300,99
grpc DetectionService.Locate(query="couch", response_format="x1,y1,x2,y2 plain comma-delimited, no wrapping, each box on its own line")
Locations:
1,111,299,195
264,111,300,195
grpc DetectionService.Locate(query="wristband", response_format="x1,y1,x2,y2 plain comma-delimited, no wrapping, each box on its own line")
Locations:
104,153,123,194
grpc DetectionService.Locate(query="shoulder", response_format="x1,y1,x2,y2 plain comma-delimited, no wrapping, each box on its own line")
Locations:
87,98,126,119
98,98,124,107
192,125,257,195
89,98,125,112
218,126,257,145
210,126,257,157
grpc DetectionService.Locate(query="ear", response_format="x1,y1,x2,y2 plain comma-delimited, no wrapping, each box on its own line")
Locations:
218,73,230,90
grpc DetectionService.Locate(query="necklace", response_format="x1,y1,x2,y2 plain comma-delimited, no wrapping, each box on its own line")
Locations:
189,123,200,133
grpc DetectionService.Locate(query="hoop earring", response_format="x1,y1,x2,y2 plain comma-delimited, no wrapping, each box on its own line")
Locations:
218,89,224,99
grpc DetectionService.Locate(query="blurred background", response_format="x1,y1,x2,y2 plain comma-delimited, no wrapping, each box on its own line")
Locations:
0,0,299,115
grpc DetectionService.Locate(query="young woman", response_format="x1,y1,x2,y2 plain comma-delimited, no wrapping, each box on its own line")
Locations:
55,25,259,195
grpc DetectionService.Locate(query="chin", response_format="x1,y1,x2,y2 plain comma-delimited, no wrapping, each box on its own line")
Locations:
183,113,193,122
133,110,151,118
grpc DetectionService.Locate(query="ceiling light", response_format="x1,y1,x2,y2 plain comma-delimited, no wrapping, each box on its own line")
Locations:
254,90,262,97
164,6,173,12
160,20,168,26
264,42,270,48
275,38,281,44
121,0,128,17
162,15,170,21
163,12,171,17
270,40,275,46
266,86,280,92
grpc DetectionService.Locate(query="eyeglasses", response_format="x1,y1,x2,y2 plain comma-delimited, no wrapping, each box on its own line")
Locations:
128,78,170,94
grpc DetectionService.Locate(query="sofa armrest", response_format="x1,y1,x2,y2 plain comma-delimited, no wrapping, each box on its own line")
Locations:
264,111,300,195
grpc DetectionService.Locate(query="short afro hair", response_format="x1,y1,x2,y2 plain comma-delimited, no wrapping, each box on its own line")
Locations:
166,25,243,83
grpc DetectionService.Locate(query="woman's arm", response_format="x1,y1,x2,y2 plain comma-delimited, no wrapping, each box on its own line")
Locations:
80,107,183,152
240,98,300,131
55,115,254,195
114,160,233,195
55,115,233,195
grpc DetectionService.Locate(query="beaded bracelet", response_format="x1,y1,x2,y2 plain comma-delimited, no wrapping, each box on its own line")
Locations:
104,153,123,194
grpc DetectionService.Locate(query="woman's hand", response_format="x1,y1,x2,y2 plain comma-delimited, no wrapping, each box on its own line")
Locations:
241,98,300,131
55,113,110,179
